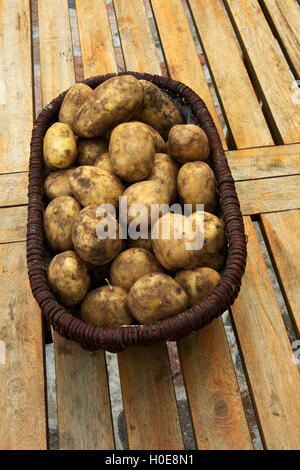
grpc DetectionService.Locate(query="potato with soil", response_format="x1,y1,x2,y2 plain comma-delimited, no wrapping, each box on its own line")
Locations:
48,250,90,306
147,153,179,203
81,285,133,328
128,273,188,324
73,75,144,138
134,80,183,139
175,267,221,307
177,161,217,213
44,169,73,200
72,205,123,265
168,124,210,163
109,122,155,182
69,166,124,209
43,122,77,169
110,248,164,291
59,83,93,127
130,121,167,153
77,138,108,166
94,153,114,173
127,230,153,251
193,211,227,270
44,196,81,252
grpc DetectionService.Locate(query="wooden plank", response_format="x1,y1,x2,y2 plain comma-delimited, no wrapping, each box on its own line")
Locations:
226,143,300,181
0,206,27,243
178,322,253,450
75,0,118,77
231,217,300,449
38,0,115,450
150,0,227,148
236,175,300,215
0,0,34,173
188,0,273,149
261,210,300,336
0,243,47,449
0,172,28,207
260,0,300,80
118,343,184,450
224,0,300,144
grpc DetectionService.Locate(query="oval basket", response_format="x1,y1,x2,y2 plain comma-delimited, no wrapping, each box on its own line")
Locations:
27,71,247,353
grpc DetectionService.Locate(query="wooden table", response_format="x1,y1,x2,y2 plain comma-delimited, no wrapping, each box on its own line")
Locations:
0,0,299,450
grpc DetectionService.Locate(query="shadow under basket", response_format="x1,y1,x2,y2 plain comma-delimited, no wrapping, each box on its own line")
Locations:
27,71,247,353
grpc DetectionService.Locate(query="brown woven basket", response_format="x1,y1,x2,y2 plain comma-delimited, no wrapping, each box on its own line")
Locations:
27,71,247,352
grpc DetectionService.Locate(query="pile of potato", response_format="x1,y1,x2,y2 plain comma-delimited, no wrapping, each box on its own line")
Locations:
43,75,227,327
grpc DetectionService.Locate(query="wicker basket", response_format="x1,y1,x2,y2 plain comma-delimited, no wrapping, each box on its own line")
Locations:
27,72,247,352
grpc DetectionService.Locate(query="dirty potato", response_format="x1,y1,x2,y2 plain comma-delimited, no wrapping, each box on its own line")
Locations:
44,196,81,252
73,75,144,138
110,248,164,291
127,229,153,251
43,122,77,169
48,250,90,306
109,122,155,182
168,124,210,163
128,273,188,324
77,138,108,166
94,152,114,173
130,121,167,152
177,161,217,213
59,83,93,127
193,212,227,270
147,153,179,203
175,267,221,307
81,285,133,328
72,205,123,265
44,169,73,200
69,166,124,209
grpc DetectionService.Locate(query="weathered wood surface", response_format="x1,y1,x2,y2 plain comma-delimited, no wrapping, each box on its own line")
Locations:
0,172,28,207
0,206,27,243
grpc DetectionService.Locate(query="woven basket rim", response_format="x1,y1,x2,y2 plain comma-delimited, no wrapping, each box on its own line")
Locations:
27,71,247,352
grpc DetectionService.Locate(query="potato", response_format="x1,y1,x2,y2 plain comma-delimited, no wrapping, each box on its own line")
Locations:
177,161,217,213
69,166,124,209
43,122,77,169
127,230,153,251
44,196,81,252
123,180,170,228
134,80,183,139
81,285,133,328
73,75,144,138
130,121,167,152
72,205,123,265
175,267,221,307
44,169,73,200
59,83,93,127
94,152,114,172
193,212,227,270
168,124,210,163
110,248,164,291
109,122,155,182
147,153,179,203
48,250,90,306
128,273,188,324
77,138,108,166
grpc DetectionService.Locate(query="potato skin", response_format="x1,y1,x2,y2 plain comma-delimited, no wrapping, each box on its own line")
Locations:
81,285,133,328
109,122,155,182
175,267,221,307
168,124,210,163
193,212,227,270
48,250,90,306
43,122,77,169
69,166,124,209
73,75,144,138
130,121,167,153
134,80,183,139
177,161,217,213
59,83,93,127
77,138,108,166
94,152,113,173
44,169,73,200
110,248,164,291
127,230,153,251
44,196,81,252
72,205,123,265
128,273,188,324
147,153,179,203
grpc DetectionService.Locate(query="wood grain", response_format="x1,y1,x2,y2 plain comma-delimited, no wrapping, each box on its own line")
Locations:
178,321,253,450
0,0,34,173
224,0,300,144
0,206,27,243
75,0,118,77
261,210,300,336
0,243,47,449
231,217,300,449
118,343,184,450
188,0,273,149
0,172,28,207
150,0,227,148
